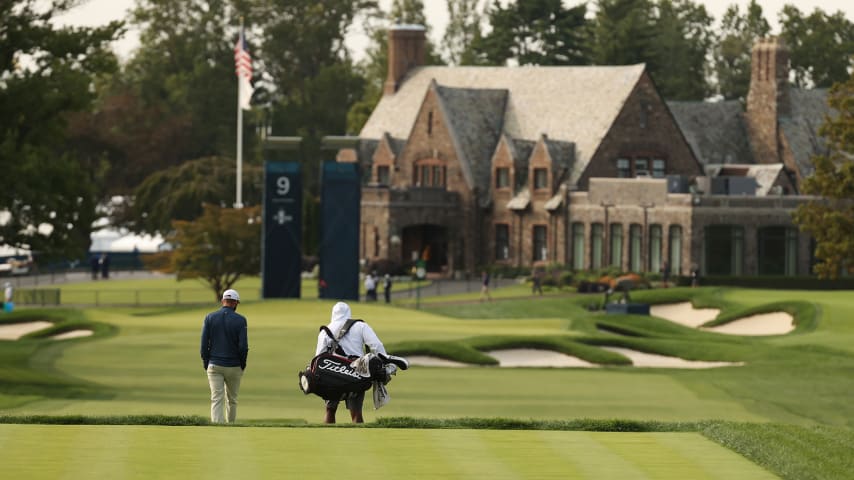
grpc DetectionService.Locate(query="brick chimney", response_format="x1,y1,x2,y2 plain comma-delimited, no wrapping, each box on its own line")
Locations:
745,37,791,164
384,25,426,95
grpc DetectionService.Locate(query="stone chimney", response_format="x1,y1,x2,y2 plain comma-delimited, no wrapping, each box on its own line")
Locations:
745,37,791,164
384,25,426,95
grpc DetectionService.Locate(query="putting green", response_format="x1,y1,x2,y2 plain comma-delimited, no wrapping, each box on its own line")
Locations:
0,425,776,479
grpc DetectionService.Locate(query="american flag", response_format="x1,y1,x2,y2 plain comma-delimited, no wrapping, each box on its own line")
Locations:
234,27,253,110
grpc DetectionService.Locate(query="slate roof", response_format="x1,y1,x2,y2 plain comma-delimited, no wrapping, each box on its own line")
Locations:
668,88,831,180
666,100,754,165
360,65,646,190
434,83,508,190
780,88,830,179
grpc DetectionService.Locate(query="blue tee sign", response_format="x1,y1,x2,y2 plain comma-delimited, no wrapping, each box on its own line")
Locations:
262,161,302,298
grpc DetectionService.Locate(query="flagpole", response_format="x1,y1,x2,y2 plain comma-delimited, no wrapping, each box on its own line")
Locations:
236,88,243,209
235,18,244,209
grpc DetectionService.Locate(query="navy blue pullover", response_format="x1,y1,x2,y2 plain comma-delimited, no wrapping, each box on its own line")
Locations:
201,306,248,369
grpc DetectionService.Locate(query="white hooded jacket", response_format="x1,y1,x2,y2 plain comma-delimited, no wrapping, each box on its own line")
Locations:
315,302,387,357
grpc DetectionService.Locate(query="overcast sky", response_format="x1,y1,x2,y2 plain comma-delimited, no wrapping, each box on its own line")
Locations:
54,0,854,62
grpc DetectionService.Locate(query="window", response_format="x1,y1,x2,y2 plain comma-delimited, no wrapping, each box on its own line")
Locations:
495,167,510,189
377,165,390,185
616,158,631,178
758,226,799,276
533,225,547,261
572,223,585,270
669,225,682,274
704,225,744,275
431,166,442,186
591,223,603,269
373,227,380,257
495,224,510,260
652,159,666,178
610,223,623,268
649,224,662,273
533,168,548,190
414,160,445,187
629,224,642,272
427,111,433,135
634,158,649,176
615,156,665,178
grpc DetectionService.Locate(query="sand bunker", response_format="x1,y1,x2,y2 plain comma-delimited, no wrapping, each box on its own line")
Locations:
601,346,742,369
651,302,794,336
650,302,720,327
703,312,795,336
0,321,52,340
50,330,94,340
408,346,743,369
407,355,471,368
486,349,596,368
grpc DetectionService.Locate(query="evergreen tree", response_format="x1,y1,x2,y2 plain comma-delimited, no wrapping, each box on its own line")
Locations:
780,5,854,89
591,0,655,67
648,0,713,100
471,0,591,66
712,0,770,101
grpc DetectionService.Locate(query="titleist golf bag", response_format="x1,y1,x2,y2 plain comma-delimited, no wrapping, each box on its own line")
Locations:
298,319,385,401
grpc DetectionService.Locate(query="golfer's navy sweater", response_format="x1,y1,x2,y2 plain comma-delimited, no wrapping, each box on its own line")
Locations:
201,307,248,369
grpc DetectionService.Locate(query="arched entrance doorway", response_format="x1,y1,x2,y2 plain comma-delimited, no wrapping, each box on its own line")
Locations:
402,224,449,273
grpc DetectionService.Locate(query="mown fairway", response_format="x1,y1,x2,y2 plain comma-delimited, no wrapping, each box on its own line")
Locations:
0,425,777,479
2,279,854,478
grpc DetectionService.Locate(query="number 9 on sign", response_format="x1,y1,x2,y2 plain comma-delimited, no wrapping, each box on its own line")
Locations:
276,176,290,196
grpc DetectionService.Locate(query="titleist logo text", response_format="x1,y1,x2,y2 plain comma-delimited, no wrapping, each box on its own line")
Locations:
319,359,364,379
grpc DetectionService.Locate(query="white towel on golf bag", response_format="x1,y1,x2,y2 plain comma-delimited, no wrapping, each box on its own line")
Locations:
350,353,397,410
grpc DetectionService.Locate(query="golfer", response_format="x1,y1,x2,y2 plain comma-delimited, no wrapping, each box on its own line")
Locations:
316,301,406,424
200,289,248,424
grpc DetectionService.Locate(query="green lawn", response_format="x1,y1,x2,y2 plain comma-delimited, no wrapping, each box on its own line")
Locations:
0,425,778,480
35,275,424,305
1,282,853,478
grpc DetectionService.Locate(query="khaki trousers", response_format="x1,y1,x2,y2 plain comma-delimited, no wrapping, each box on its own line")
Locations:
207,364,243,423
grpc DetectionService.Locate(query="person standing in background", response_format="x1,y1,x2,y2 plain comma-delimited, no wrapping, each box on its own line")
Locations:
383,274,392,304
480,270,492,302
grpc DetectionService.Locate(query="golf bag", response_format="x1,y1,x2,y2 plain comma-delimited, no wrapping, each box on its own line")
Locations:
298,319,384,401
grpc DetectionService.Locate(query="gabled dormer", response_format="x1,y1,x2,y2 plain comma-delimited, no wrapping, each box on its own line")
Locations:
371,132,400,186
528,134,555,197
491,134,517,196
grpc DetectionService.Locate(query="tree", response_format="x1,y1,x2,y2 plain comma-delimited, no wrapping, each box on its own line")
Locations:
470,0,590,66
120,0,255,179
0,0,122,261
780,5,854,89
117,156,263,235
170,204,262,301
591,0,655,67
442,0,484,65
712,0,770,101
648,0,714,100
793,73,854,279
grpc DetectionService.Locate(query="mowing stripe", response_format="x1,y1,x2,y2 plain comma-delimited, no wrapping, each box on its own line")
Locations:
0,425,779,479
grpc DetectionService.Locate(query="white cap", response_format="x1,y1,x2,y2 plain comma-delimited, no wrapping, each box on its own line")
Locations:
222,289,240,302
